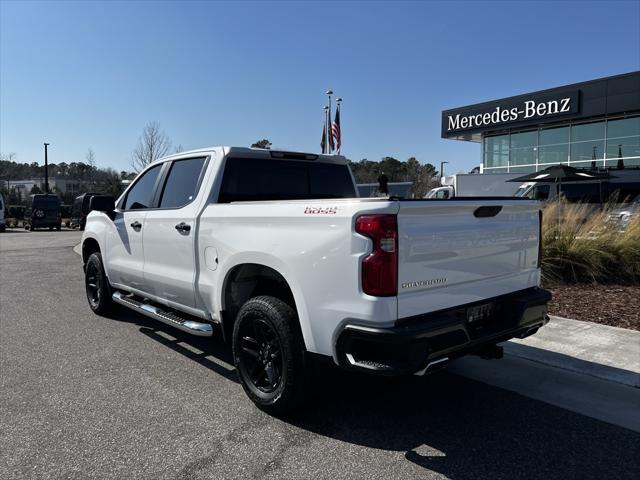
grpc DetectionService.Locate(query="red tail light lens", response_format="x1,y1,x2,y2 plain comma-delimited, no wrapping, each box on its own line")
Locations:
355,214,398,296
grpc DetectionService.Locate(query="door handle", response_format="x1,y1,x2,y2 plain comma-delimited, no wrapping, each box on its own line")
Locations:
130,221,142,230
175,222,191,232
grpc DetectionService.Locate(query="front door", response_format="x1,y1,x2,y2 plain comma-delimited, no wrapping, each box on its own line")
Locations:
143,157,208,309
104,163,163,292
106,210,147,290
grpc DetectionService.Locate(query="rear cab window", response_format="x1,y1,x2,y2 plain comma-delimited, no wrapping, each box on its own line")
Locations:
218,157,356,203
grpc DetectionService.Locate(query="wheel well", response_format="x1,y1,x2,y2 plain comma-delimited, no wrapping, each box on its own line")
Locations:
82,238,101,265
222,263,298,339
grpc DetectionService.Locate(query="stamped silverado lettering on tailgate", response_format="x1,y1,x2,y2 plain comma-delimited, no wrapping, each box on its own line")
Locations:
401,277,448,289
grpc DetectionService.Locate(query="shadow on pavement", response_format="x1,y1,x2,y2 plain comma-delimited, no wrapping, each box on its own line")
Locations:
105,306,640,480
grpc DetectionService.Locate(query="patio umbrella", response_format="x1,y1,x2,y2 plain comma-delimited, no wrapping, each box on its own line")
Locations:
507,164,615,229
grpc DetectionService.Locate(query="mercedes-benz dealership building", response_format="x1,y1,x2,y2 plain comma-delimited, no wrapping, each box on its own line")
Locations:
442,71,640,174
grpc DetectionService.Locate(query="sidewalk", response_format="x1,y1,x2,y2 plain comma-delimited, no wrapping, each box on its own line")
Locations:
449,316,640,432
508,316,640,388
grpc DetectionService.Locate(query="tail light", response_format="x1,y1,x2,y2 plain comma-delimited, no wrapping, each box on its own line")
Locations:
537,209,543,268
355,214,398,296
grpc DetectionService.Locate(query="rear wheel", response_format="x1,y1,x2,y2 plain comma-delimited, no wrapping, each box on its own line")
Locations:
85,252,114,315
232,296,307,415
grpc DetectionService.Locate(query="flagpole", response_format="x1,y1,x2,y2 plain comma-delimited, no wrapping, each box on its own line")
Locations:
326,89,333,154
322,106,329,154
336,97,342,154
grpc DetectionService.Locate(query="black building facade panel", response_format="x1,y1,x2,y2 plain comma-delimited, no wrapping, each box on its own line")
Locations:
442,72,640,140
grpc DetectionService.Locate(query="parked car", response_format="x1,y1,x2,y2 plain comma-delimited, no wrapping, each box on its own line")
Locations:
25,194,62,231
71,193,99,230
424,186,454,199
81,147,550,414
607,196,640,231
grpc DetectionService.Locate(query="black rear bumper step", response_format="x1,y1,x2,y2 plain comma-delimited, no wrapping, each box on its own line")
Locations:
336,287,551,375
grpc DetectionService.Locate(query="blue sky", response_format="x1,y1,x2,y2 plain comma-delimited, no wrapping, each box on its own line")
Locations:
1,0,639,174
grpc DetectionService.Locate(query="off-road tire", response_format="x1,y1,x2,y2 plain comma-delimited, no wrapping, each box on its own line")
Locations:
85,252,114,315
232,295,307,416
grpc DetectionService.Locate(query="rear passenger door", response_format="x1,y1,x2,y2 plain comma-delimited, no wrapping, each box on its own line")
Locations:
143,157,208,310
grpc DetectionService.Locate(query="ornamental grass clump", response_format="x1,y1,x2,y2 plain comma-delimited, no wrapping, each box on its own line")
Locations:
541,200,640,285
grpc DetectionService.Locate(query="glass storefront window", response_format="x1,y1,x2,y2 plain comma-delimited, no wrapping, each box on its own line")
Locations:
510,147,536,165
481,116,640,172
607,117,640,139
510,131,537,148
539,126,569,145
571,140,605,162
606,136,640,159
509,165,536,173
538,144,569,164
571,121,605,142
484,135,509,168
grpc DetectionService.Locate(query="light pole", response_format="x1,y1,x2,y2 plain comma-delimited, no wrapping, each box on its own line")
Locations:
440,161,449,183
44,142,50,194
326,89,333,153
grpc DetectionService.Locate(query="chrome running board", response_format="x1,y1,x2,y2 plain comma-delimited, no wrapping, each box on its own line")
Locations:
112,291,213,337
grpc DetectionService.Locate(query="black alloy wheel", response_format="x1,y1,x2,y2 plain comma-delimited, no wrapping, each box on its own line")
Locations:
237,316,284,394
85,260,102,309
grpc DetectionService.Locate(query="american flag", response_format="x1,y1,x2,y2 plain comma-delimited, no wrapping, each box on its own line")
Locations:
332,103,341,153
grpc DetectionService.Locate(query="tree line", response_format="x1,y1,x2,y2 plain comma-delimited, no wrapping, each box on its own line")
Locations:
0,123,440,206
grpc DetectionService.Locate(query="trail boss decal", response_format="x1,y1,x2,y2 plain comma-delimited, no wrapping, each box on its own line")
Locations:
401,277,448,289
304,206,338,215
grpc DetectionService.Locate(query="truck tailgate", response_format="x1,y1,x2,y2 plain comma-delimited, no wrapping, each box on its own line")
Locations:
397,200,540,319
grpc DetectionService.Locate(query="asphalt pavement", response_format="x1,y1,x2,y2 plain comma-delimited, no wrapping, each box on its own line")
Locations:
1,230,639,479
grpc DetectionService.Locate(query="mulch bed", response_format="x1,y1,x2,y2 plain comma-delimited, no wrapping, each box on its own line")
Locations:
547,284,640,331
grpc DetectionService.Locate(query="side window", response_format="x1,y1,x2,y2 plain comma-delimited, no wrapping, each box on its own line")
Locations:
159,157,207,208
533,185,550,200
123,164,162,210
435,190,447,199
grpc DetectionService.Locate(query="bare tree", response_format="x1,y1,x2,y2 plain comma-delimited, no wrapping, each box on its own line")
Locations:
174,144,184,154
131,121,172,172
85,148,96,168
0,152,16,161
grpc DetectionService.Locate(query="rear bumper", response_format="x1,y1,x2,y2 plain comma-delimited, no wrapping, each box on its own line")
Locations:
335,287,551,375
30,218,60,227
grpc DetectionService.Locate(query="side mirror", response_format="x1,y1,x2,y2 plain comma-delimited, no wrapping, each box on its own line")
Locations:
89,195,115,213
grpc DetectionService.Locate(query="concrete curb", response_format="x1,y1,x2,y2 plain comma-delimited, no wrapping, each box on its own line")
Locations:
507,315,640,388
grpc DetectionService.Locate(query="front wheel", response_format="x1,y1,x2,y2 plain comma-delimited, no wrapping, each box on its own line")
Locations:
85,252,114,315
232,296,307,416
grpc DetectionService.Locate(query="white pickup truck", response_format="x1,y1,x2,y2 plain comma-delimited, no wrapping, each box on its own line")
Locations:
81,147,550,414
